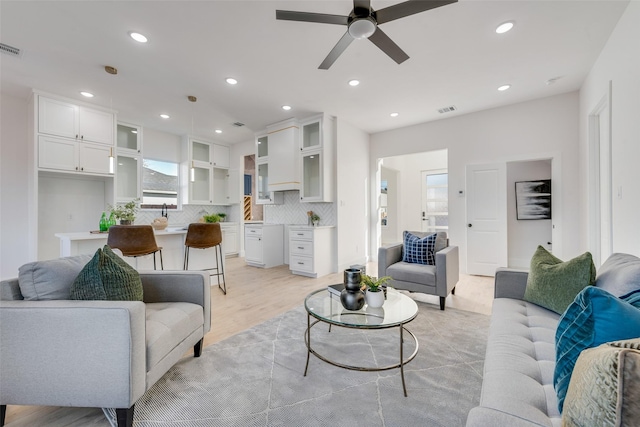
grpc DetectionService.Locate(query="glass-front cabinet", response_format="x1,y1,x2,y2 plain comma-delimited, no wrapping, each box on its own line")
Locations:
115,122,142,202
116,123,141,153
256,134,269,159
299,114,333,203
301,151,322,200
301,120,321,150
181,136,234,205
190,165,211,204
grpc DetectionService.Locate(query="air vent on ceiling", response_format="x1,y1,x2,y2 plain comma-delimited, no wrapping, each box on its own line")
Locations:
232,122,245,127
0,43,21,57
437,105,457,114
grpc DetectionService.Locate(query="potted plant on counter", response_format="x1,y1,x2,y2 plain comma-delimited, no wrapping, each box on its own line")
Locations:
217,213,227,222
203,213,221,223
362,274,391,308
108,198,139,225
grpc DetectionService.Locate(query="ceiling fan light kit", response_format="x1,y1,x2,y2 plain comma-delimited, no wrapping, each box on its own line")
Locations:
276,0,457,69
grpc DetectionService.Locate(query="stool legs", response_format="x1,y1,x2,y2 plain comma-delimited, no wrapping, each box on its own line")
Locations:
184,245,226,294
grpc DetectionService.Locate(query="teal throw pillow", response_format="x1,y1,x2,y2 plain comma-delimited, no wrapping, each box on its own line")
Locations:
554,287,640,413
70,245,143,301
523,245,595,314
402,231,436,265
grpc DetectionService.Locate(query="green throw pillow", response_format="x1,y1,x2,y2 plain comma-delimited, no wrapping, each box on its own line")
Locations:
70,245,143,301
523,245,595,314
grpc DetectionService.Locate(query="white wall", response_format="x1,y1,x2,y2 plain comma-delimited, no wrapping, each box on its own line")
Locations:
371,91,580,273
336,118,370,270
381,150,448,237
0,93,30,279
507,159,552,268
579,1,640,258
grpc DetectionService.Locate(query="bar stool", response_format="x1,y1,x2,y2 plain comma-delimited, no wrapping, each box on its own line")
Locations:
107,225,163,270
183,223,226,294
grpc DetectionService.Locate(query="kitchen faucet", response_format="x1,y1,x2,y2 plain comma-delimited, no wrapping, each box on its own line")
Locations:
161,203,168,220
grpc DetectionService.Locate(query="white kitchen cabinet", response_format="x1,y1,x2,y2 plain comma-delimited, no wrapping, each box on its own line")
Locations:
38,95,114,145
220,223,238,256
256,134,269,160
299,114,334,203
244,224,284,268
115,153,141,202
117,122,142,153
212,167,240,205
266,119,299,192
38,135,112,175
255,161,283,205
289,226,335,278
181,136,233,205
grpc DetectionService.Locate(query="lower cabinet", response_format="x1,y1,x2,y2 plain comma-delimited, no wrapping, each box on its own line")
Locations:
289,226,334,278
220,223,238,256
244,224,283,268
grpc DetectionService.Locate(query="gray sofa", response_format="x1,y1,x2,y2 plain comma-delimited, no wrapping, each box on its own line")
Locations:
0,255,211,427
378,231,459,310
466,253,640,427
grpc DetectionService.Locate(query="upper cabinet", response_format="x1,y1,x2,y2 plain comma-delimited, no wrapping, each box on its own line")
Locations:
38,95,114,145
266,119,300,192
116,122,141,153
299,114,334,203
181,136,235,205
256,134,269,160
115,122,142,202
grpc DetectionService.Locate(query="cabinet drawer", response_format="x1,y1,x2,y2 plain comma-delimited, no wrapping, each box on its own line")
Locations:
245,227,262,237
290,255,313,273
290,229,313,240
290,240,313,256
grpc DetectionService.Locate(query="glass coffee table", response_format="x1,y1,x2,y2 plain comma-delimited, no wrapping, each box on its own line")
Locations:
303,287,419,396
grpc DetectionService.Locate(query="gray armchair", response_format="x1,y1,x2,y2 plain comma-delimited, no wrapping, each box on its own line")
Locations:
0,256,211,427
378,231,459,310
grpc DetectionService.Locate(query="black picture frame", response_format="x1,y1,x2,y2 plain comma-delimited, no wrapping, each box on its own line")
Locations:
515,180,551,220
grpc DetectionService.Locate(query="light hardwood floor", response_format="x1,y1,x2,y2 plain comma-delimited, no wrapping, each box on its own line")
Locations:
4,257,494,426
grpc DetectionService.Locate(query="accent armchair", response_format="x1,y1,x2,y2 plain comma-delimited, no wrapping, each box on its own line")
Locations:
378,231,459,310
0,255,211,427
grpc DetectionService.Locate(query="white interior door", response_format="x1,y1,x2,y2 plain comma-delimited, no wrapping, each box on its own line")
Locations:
466,163,507,276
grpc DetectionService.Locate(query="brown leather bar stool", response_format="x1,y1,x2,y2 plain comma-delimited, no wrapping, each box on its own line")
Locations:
183,223,226,294
107,225,163,270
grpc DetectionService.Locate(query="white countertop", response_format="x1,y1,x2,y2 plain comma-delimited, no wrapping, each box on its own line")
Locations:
55,222,238,241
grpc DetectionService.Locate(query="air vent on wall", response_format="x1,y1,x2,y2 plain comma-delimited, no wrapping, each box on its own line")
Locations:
437,105,457,114
232,122,245,127
0,43,21,57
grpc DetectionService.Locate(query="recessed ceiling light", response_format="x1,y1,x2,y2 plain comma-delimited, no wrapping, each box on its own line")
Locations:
226,78,238,85
496,21,514,34
215,129,222,134
498,84,511,91
282,105,292,111
160,114,170,119
348,79,360,87
80,91,94,98
390,112,399,117
129,32,148,43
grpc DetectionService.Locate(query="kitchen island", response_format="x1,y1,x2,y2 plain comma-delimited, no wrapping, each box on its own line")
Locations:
55,223,237,271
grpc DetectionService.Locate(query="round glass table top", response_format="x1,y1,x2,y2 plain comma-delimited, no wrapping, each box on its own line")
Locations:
304,287,418,329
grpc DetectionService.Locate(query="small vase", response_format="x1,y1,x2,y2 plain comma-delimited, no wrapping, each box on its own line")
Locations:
365,290,385,308
340,268,365,311
120,219,132,225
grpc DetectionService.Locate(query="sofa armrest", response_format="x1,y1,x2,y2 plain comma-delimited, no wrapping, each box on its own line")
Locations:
0,300,146,409
378,243,403,278
139,270,211,334
436,246,459,296
466,406,552,427
494,268,529,300
0,278,22,301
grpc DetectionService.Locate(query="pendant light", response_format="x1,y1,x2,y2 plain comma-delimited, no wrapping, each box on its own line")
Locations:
188,95,197,182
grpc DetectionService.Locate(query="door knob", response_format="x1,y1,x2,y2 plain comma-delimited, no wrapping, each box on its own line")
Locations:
468,224,472,227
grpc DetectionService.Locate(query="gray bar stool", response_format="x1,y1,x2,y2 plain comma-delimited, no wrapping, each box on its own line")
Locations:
183,223,226,294
107,225,163,270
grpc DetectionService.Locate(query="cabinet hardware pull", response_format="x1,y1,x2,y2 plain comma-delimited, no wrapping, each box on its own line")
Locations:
75,134,78,139
298,262,304,265
298,247,304,249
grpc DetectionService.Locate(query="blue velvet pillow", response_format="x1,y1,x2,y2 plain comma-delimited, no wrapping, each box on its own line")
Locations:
402,231,436,265
554,287,640,412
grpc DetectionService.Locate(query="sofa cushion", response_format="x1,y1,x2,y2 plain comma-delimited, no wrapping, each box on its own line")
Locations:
70,246,143,301
402,231,436,265
524,245,595,315
387,261,436,287
146,302,204,370
18,255,92,301
554,287,640,412
596,253,640,297
562,339,640,427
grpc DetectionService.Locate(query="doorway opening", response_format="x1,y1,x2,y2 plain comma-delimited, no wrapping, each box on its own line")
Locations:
243,154,263,221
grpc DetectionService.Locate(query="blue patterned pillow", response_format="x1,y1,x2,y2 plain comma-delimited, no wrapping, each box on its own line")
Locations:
554,287,640,413
402,231,436,265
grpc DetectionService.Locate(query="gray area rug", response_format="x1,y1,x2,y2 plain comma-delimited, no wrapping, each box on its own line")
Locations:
105,299,489,427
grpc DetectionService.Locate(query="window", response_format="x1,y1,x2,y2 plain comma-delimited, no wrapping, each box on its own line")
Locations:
421,170,448,231
141,159,179,209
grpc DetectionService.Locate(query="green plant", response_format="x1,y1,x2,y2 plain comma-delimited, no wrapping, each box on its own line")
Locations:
361,274,391,292
307,210,320,222
203,213,221,223
108,198,139,222
217,212,227,221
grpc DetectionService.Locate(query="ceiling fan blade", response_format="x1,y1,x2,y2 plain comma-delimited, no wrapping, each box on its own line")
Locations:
276,10,348,26
319,32,354,70
353,0,371,14
368,27,409,64
376,0,457,24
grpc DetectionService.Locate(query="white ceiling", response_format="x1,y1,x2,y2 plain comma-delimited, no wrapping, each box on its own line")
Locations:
0,0,629,145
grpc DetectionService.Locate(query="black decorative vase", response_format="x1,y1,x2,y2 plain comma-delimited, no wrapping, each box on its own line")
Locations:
340,268,365,311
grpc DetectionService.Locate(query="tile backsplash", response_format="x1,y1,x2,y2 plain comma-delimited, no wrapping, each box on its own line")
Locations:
265,191,336,226
135,205,230,226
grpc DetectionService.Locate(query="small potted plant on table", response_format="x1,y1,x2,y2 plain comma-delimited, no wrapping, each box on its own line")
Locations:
362,274,391,308
108,198,139,225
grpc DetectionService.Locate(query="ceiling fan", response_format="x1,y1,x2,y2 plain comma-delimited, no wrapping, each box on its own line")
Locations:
276,0,457,70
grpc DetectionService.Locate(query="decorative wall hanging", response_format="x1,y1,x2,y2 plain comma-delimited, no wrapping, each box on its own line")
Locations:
515,180,551,220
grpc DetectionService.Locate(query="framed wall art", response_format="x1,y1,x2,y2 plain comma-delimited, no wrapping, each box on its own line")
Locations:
515,179,551,220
